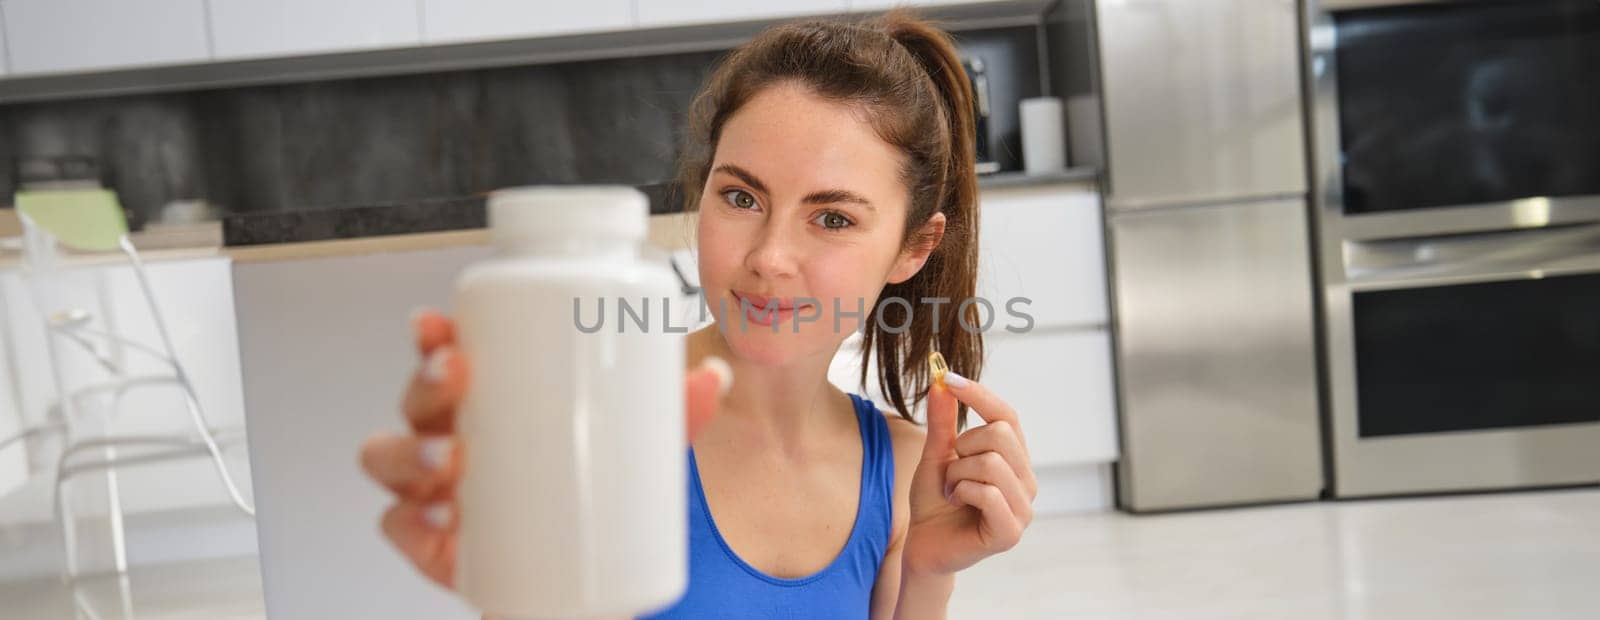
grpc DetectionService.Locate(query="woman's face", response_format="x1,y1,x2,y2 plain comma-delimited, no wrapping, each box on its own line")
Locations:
696,81,942,367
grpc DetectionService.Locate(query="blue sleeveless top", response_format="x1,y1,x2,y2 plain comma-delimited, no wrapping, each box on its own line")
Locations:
640,393,895,619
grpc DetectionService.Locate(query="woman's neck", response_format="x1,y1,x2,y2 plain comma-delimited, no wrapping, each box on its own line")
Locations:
686,324,852,460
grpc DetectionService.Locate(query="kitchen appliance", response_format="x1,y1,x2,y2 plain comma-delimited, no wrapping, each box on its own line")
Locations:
1308,0,1600,497
961,56,1001,174
1092,0,1325,511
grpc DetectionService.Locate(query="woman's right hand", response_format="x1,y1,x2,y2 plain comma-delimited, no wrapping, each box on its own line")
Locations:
359,309,729,589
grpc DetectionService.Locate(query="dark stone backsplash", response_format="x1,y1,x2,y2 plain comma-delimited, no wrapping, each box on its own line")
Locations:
0,51,718,228
0,26,1039,230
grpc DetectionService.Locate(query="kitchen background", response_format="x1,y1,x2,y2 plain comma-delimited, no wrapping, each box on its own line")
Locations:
0,27,1040,227
1,0,1597,619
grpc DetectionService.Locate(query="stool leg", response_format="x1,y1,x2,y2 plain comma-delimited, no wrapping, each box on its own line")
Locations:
104,390,130,574
56,468,79,580
104,443,128,574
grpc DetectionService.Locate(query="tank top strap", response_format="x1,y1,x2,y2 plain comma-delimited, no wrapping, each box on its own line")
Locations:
847,393,895,541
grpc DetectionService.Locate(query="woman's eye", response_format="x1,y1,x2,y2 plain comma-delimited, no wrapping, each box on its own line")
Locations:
815,211,853,230
722,189,758,210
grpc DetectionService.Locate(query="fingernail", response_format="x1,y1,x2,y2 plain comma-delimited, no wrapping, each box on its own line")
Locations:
418,437,453,471
701,355,733,397
422,503,452,530
423,349,451,384
943,371,970,389
943,481,954,500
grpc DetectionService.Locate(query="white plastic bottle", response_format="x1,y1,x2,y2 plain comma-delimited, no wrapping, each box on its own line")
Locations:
453,186,686,619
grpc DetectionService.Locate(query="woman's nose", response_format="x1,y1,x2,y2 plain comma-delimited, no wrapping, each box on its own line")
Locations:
745,221,801,280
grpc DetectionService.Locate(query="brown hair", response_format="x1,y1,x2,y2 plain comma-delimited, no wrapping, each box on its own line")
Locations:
676,9,983,428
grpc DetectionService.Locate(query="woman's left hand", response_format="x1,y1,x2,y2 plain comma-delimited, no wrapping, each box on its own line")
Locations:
902,372,1037,577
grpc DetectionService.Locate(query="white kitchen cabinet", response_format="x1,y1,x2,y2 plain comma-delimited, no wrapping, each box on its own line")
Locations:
1,0,210,75
101,257,253,515
981,330,1118,467
208,0,421,61
637,0,847,29
829,324,1118,467
0,307,22,501
978,185,1108,330
422,0,633,44
0,257,252,525
234,245,486,618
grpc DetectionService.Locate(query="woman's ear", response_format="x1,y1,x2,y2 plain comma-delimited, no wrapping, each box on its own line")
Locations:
887,212,947,284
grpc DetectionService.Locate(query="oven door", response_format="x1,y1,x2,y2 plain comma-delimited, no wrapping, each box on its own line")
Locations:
1322,222,1600,497
1313,0,1600,217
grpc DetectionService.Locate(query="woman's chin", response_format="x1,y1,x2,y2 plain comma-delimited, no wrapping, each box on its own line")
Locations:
718,324,839,367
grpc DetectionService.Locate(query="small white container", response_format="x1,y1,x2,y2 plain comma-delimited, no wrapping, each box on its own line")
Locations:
1020,96,1068,175
453,186,686,619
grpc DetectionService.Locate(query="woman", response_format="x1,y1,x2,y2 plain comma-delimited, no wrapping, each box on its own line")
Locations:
360,9,1037,618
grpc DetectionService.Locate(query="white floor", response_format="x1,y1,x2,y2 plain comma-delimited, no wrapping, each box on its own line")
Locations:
1,488,1596,619
0,555,264,619
952,487,1600,619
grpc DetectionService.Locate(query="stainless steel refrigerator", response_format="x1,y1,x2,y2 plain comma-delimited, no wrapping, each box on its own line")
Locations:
1079,0,1326,511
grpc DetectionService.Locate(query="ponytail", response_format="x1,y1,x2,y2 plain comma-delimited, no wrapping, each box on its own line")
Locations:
863,10,983,429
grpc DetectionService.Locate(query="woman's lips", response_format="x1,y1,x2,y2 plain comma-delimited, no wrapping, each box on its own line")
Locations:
733,290,799,310
731,290,815,327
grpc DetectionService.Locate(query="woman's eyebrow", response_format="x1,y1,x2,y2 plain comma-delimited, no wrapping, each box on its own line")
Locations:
801,189,874,210
712,163,874,210
713,164,770,195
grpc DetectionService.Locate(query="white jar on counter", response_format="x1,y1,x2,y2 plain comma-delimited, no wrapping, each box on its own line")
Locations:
453,186,686,619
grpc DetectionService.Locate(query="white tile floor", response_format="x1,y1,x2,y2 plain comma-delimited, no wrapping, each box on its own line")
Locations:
952,488,1600,619
2,488,1596,619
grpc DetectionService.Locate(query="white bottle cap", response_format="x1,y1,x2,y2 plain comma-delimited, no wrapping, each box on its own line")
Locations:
487,185,649,245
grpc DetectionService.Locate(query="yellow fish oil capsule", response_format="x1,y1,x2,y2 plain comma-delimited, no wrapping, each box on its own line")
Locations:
929,351,949,386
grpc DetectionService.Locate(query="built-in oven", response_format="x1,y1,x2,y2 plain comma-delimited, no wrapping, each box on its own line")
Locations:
1307,0,1600,497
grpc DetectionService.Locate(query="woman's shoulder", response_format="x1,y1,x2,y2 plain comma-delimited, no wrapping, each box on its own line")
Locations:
850,394,926,462
877,408,926,464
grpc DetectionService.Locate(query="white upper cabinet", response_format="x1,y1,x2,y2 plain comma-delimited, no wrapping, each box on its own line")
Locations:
207,0,421,61
636,0,848,29
422,0,634,44
1,0,210,75
0,0,1023,80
